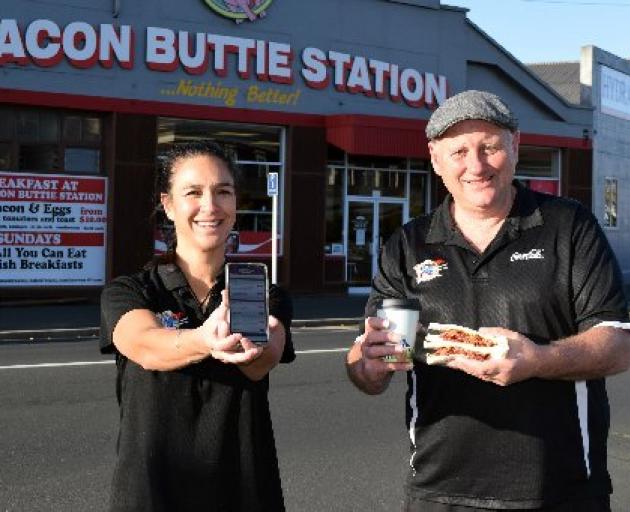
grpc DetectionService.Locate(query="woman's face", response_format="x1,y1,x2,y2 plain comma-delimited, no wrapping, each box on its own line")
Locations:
161,154,236,257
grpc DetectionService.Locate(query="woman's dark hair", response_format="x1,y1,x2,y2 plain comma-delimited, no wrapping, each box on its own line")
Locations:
150,141,240,266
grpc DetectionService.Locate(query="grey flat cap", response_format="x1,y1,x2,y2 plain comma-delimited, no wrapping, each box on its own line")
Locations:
426,90,518,140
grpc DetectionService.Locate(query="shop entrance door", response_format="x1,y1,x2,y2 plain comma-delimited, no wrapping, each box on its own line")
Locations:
346,197,405,292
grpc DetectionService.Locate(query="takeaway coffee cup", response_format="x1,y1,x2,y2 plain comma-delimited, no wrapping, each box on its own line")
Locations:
377,298,420,363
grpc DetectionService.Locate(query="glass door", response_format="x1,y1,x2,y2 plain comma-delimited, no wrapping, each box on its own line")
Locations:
346,199,405,288
347,201,374,286
378,202,404,253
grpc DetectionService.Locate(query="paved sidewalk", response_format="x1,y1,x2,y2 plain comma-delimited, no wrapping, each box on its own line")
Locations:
0,294,367,342
2,284,628,343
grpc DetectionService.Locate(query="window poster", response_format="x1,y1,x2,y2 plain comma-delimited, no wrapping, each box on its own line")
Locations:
0,171,107,287
604,177,618,228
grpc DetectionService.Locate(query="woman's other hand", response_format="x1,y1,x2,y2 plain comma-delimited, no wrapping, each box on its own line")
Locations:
196,290,263,365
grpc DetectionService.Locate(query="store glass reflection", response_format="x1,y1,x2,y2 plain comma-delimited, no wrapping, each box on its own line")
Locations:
156,118,284,257
325,150,430,289
516,146,560,195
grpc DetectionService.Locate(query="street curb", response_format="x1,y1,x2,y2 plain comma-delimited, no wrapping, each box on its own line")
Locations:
292,317,361,328
0,327,100,343
0,318,363,343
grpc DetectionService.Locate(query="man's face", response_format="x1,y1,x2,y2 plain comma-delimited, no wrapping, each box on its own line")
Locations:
428,119,519,217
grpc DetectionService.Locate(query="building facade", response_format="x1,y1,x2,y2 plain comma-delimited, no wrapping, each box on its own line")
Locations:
0,0,593,298
583,46,630,285
531,46,630,286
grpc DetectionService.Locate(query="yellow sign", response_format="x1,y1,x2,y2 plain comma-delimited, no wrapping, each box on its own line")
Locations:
160,80,302,108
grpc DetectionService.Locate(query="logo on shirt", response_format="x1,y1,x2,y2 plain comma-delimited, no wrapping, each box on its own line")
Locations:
155,310,188,329
413,259,448,283
510,249,545,263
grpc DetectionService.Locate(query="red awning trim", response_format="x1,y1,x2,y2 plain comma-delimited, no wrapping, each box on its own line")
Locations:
1,89,591,152
519,132,592,150
326,114,592,157
326,114,430,158
0,88,325,127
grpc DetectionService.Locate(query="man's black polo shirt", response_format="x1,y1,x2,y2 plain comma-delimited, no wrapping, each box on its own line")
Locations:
100,263,295,512
366,182,628,509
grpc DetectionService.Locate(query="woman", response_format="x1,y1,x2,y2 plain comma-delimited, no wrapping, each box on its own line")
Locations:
100,141,294,512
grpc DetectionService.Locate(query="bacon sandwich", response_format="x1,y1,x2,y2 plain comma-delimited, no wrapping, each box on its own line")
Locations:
424,323,509,365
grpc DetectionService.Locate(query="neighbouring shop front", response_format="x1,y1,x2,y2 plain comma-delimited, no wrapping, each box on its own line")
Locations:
0,0,593,298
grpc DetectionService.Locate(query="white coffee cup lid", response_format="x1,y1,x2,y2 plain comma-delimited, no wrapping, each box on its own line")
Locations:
380,298,420,310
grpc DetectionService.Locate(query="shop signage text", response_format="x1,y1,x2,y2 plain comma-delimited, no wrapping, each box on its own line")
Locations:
0,172,108,287
0,18,448,109
601,65,630,120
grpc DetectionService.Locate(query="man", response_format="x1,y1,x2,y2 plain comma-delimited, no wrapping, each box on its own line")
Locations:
346,90,630,511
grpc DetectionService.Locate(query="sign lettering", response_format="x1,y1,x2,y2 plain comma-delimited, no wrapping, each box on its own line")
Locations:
0,17,448,109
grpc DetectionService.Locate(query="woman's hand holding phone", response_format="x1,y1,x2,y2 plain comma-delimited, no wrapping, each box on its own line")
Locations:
197,290,263,365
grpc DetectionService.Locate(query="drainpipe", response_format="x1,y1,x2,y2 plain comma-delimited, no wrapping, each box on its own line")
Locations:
113,0,120,18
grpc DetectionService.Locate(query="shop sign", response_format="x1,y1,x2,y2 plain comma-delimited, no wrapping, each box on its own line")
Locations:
0,18,448,110
201,0,272,23
0,172,108,287
601,65,630,120
267,172,278,196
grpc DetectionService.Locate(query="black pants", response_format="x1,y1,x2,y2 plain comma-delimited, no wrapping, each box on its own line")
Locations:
403,495,611,512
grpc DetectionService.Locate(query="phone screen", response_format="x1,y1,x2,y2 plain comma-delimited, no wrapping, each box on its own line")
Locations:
226,263,269,344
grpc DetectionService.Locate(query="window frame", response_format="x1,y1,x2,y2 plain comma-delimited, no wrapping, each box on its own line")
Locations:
0,106,104,176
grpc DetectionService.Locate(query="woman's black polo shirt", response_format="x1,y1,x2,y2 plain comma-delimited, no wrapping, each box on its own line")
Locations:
366,182,628,509
100,263,294,512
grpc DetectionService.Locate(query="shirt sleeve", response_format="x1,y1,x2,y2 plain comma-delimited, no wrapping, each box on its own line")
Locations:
99,276,151,354
269,284,295,363
571,205,629,332
364,227,407,318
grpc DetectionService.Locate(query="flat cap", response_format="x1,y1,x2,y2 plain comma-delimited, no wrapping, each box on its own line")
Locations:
426,90,518,140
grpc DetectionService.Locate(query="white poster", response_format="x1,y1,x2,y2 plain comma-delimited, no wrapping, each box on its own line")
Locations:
0,171,108,287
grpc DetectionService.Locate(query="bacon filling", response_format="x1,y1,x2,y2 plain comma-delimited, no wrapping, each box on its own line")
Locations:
432,346,490,361
439,329,496,347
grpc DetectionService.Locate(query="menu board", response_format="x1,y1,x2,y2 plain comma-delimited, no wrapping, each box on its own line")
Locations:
0,171,108,287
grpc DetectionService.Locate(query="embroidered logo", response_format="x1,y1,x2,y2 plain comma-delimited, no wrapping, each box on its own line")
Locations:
510,249,545,263
155,310,188,329
413,259,448,283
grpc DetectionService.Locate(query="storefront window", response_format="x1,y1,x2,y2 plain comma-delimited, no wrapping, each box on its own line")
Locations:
409,173,428,218
64,116,102,145
327,144,345,167
347,168,406,197
0,143,12,170
2,107,103,175
324,151,430,286
158,118,281,164
324,167,344,255
19,144,59,171
604,178,618,228
65,148,101,174
16,110,59,142
157,118,284,256
0,107,107,288
516,146,560,195
237,162,273,232
348,154,407,169
0,108,14,139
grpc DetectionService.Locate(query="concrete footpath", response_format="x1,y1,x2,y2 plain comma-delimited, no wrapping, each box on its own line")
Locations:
0,294,367,342
2,285,629,343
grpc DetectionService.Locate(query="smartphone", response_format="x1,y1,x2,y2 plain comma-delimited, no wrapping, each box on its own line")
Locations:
226,262,269,344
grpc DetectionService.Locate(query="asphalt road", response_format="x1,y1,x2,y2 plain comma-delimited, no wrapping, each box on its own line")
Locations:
1,329,629,511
